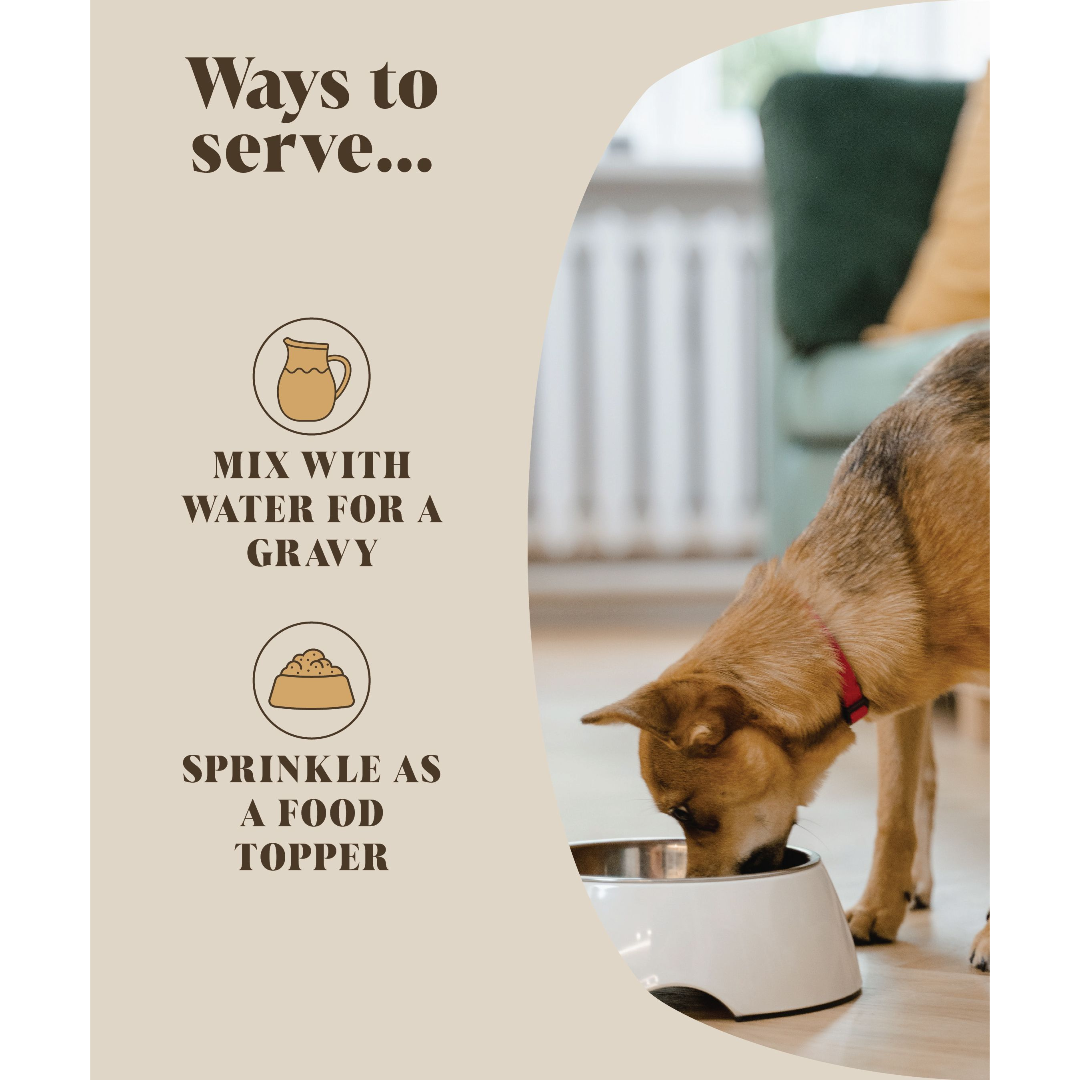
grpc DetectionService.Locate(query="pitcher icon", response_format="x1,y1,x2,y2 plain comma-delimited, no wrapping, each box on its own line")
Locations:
276,337,352,422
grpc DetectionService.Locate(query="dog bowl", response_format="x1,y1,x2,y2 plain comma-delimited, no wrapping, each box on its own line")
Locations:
572,839,861,1019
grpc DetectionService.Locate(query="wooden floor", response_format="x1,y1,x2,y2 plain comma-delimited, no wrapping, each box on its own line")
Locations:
534,624,989,1080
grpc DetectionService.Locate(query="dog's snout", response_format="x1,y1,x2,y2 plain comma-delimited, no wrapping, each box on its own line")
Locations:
736,838,788,875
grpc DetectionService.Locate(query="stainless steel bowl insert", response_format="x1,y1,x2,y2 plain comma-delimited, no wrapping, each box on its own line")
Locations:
571,839,817,882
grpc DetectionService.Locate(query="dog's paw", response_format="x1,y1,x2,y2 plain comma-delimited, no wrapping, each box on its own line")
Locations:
909,877,932,910
969,920,990,973
846,891,909,944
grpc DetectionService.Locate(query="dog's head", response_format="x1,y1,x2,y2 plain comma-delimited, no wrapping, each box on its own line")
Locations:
582,674,854,877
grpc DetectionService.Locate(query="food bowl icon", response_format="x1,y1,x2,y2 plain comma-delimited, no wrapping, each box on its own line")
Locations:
268,648,354,710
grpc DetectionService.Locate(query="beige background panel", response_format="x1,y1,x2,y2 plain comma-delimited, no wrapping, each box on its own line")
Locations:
93,2,927,1076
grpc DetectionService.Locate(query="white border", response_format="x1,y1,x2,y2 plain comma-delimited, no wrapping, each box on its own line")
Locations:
2,1,1072,1076
993,1,1077,1075
0,1,90,1076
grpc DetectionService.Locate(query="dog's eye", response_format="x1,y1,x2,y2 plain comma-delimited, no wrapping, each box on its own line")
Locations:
670,806,691,824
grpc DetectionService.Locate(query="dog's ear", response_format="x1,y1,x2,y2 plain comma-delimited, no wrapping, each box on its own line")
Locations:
581,685,671,740
582,679,747,756
671,682,747,757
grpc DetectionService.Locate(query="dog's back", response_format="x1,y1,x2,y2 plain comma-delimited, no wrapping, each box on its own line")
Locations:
906,329,989,439
790,331,989,694
831,330,988,500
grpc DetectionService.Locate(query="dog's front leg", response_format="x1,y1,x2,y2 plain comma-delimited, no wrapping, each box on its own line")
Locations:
969,914,989,972
847,703,929,944
910,716,936,909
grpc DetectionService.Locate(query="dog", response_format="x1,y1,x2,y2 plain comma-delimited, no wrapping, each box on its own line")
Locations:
582,331,989,971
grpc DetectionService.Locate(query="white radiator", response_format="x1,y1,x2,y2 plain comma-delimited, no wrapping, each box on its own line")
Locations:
530,206,766,559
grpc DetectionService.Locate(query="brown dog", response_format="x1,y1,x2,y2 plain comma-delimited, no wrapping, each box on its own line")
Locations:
582,331,989,970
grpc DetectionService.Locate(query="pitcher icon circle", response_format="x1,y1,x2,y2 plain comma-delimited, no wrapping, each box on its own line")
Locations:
253,317,371,435
278,337,352,422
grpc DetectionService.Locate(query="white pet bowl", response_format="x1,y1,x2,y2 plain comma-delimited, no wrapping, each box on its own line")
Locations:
573,839,861,1019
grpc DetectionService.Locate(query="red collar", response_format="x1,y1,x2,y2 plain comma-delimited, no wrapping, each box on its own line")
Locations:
807,608,870,724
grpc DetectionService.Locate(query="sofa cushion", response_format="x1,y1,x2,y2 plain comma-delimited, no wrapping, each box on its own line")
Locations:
781,320,988,443
869,67,990,338
760,73,967,353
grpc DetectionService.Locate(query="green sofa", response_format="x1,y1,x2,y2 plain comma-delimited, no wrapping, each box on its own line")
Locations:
757,72,988,555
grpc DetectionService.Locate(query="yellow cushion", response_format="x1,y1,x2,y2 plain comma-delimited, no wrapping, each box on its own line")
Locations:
864,67,989,340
